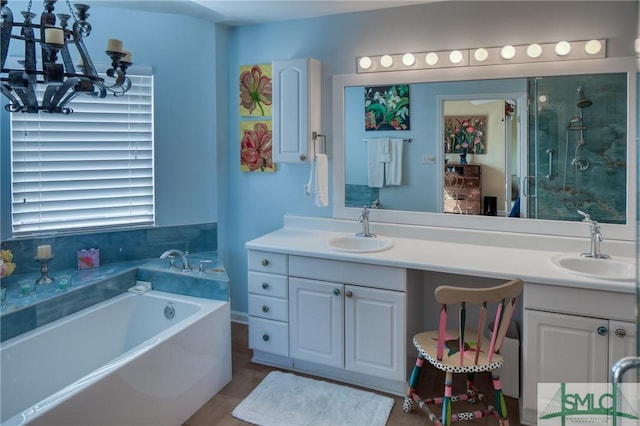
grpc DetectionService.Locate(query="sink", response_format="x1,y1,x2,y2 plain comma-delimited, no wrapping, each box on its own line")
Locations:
550,255,636,281
327,235,394,253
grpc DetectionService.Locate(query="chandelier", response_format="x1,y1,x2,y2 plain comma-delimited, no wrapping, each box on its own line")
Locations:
0,0,132,114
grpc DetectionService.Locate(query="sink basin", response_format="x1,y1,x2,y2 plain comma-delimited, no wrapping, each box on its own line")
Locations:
550,255,636,281
327,235,394,253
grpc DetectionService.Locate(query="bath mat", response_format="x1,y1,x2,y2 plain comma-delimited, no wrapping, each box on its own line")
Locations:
232,371,394,426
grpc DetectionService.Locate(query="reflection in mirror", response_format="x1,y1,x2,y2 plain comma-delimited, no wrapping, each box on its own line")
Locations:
343,73,628,225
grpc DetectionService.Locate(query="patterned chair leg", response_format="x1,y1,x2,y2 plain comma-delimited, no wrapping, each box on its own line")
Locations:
441,371,453,426
491,371,509,426
403,353,425,413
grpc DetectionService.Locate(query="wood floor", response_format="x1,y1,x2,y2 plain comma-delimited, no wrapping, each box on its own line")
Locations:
183,322,521,426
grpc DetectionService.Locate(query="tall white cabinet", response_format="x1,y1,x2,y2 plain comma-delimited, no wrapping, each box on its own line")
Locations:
272,58,321,163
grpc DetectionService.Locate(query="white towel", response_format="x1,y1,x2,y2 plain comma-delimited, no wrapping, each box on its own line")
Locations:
307,154,328,207
377,137,390,162
367,138,385,188
385,138,403,186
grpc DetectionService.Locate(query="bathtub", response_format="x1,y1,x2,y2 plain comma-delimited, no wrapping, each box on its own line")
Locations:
1,290,232,425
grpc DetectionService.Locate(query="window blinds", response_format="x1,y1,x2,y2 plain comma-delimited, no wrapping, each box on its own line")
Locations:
10,73,155,236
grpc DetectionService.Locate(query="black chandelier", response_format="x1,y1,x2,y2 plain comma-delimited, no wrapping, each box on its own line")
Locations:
0,0,132,114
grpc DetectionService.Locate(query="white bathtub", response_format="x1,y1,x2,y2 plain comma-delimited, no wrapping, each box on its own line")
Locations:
1,290,232,425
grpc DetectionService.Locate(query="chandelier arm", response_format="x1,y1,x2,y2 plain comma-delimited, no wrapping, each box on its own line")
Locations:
1,82,23,112
0,3,13,70
49,76,81,108
10,85,38,112
72,20,99,79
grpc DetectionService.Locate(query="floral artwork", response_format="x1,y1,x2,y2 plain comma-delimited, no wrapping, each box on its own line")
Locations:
444,115,487,154
240,121,275,172
365,85,410,131
239,64,272,116
0,248,15,278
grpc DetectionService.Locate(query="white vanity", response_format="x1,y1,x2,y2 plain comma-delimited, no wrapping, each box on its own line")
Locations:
246,214,636,425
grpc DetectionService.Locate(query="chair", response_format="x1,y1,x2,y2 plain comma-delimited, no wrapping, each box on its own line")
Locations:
403,279,524,426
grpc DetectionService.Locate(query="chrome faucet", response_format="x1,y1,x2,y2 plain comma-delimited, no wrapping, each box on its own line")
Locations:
355,206,376,238
160,249,192,272
577,210,610,259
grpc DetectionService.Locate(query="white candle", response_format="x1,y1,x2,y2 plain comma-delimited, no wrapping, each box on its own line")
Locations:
45,28,64,46
106,38,124,53
36,244,52,259
122,50,132,63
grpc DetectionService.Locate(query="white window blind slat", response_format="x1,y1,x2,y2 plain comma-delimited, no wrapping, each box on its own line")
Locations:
10,73,155,236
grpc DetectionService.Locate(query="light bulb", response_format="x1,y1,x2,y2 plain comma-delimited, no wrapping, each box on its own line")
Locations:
359,56,372,70
449,50,463,64
380,55,393,68
526,44,542,59
402,53,415,66
425,52,439,66
555,41,571,56
584,40,602,55
501,45,516,60
473,48,488,62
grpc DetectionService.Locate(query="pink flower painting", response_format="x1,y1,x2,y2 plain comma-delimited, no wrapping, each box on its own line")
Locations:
240,121,275,172
239,64,272,117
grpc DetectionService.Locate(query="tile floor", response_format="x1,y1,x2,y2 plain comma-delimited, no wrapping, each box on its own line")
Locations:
183,322,521,426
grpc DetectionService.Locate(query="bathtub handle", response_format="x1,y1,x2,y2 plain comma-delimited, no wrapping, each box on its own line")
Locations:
261,259,269,266
262,305,270,313
262,282,270,290
263,334,270,342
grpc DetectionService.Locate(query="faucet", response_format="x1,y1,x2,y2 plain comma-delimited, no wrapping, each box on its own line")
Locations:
370,198,380,209
160,249,192,272
355,206,376,238
577,210,610,259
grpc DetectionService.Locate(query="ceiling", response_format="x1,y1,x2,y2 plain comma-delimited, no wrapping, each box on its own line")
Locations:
94,0,442,26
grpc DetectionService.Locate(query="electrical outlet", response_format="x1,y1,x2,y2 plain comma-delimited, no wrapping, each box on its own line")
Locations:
422,155,436,164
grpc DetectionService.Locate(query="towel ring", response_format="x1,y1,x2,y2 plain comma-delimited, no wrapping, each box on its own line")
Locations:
312,131,326,158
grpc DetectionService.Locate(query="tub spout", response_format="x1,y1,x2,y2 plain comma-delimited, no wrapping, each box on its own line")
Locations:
160,249,191,272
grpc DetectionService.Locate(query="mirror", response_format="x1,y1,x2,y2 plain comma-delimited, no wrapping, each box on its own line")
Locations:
332,58,637,240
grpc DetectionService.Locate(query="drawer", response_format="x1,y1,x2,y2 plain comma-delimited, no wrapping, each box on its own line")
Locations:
249,294,288,321
248,250,288,274
249,317,289,357
248,271,288,298
462,178,480,189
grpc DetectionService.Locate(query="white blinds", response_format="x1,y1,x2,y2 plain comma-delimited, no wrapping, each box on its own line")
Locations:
10,73,155,236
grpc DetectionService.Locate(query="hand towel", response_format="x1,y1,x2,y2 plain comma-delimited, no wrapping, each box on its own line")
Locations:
314,154,329,207
377,137,390,162
385,138,403,186
367,138,385,188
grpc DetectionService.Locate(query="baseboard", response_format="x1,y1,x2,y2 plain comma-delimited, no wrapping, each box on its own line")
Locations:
231,310,248,324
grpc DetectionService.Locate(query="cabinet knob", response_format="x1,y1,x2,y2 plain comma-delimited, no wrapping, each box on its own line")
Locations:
597,326,608,336
262,334,270,342
333,288,340,296
261,259,269,266
345,290,353,298
615,328,627,338
299,154,306,161
262,305,270,313
262,282,270,290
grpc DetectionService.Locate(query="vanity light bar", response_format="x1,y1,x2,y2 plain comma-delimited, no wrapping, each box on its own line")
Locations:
356,39,606,73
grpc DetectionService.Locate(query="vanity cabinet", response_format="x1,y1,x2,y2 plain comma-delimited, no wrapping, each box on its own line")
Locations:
272,57,321,163
521,282,637,425
444,164,482,214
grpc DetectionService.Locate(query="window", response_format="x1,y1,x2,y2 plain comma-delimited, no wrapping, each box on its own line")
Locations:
10,72,154,236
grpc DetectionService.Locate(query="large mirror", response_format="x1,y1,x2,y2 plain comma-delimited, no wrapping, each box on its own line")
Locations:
332,58,637,240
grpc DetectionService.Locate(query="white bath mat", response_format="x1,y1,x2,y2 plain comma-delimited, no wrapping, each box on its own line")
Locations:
232,371,394,426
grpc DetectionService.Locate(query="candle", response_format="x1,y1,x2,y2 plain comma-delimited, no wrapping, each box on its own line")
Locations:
45,28,64,46
122,50,132,63
106,38,124,53
19,281,33,296
36,244,52,259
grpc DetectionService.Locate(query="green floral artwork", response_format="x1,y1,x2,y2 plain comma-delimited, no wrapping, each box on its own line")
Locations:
364,85,410,131
444,115,487,154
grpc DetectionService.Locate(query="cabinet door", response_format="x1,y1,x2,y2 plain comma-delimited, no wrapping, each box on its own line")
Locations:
609,320,638,383
522,309,609,423
289,278,343,368
344,285,406,380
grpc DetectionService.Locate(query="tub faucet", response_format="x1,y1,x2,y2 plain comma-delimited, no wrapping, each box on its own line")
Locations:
577,210,610,259
160,249,192,272
355,206,376,238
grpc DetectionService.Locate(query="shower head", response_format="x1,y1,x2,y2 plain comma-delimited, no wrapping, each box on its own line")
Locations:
577,86,593,108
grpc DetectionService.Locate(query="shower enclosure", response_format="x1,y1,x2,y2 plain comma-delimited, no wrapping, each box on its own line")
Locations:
526,73,628,223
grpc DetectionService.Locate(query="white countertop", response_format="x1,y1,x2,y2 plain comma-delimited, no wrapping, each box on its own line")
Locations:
246,215,637,294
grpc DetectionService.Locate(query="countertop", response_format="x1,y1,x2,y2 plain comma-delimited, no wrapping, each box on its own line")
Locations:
246,216,637,294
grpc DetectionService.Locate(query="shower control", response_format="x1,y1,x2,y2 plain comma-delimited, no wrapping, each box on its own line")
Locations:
545,148,554,180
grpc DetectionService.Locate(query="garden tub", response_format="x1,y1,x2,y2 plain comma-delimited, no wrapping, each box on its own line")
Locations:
1,290,231,425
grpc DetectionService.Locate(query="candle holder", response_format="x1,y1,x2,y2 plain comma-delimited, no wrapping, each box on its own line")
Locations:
35,256,55,285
